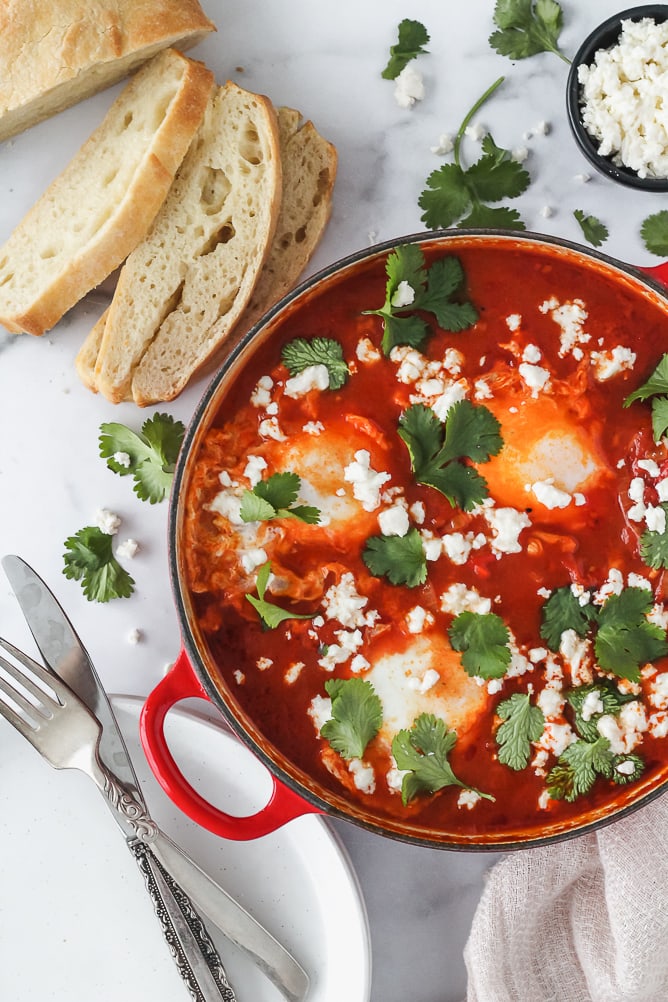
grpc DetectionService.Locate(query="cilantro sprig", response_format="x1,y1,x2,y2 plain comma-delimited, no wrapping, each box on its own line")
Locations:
320,678,383,760
362,527,427,588
419,77,531,231
640,504,668,569
640,210,668,256
240,472,320,524
63,527,135,603
362,244,478,355
495,693,545,770
489,0,570,64
573,209,608,248
392,713,494,806
99,413,185,504
567,681,636,743
449,611,512,680
540,585,668,683
382,19,430,80
281,337,349,390
398,401,503,511
245,562,315,629
547,735,614,802
624,354,668,442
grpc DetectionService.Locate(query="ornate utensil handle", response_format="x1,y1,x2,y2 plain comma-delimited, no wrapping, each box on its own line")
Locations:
131,842,238,1002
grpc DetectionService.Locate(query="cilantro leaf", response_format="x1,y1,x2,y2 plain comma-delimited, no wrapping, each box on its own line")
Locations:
362,244,478,355
362,528,427,587
245,562,314,629
611,753,645,785
281,337,349,391
448,611,511,679
392,713,494,806
640,504,668,569
63,527,135,603
547,736,614,803
641,210,668,256
320,678,383,759
624,355,668,406
382,18,430,80
495,693,545,769
489,0,569,63
573,209,608,248
595,587,668,682
99,413,185,504
567,681,636,743
398,401,502,511
540,585,597,651
240,472,320,524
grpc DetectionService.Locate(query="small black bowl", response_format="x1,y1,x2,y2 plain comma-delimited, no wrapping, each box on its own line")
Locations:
566,5,668,191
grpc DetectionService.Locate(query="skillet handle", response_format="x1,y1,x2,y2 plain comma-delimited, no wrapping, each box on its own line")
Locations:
140,648,320,839
638,261,668,289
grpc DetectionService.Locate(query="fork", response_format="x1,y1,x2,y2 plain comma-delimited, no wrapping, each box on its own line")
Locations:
0,636,237,1001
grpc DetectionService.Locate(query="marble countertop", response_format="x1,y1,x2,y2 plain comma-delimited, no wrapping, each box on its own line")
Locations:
1,2,666,1000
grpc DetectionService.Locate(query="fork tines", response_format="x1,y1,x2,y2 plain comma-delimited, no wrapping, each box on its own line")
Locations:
0,636,62,731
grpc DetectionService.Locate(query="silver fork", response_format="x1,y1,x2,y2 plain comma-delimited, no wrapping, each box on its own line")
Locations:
0,636,237,1001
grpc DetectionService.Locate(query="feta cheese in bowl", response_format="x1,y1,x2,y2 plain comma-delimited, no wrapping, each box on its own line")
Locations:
566,6,668,190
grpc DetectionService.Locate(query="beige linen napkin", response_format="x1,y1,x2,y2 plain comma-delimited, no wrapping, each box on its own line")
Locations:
464,794,668,1002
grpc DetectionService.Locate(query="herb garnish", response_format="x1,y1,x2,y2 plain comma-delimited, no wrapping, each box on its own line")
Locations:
362,244,478,356
640,210,668,256
489,0,569,64
624,353,668,442
320,678,383,759
99,413,185,504
362,527,427,588
63,526,135,603
398,401,503,511
566,681,636,743
449,611,512,680
573,209,608,248
240,472,320,524
546,735,615,802
281,337,350,390
640,505,668,569
540,585,668,683
495,693,545,770
245,561,314,629
418,78,531,231
392,713,494,806
382,19,430,80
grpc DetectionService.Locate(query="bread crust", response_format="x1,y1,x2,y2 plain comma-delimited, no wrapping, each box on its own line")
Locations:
0,49,215,336
0,0,215,141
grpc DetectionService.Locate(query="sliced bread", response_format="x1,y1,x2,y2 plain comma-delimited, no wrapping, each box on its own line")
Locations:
0,0,215,142
0,49,214,336
92,81,283,406
76,103,337,401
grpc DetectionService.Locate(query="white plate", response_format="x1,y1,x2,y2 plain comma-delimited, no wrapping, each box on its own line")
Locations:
0,694,371,1002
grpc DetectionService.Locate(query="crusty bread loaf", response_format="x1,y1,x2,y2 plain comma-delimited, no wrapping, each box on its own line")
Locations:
0,0,215,142
92,81,283,405
0,49,214,336
76,103,337,400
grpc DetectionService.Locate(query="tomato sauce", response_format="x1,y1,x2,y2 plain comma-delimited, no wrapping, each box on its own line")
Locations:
181,236,668,844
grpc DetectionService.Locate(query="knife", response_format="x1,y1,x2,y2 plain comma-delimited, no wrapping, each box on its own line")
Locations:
2,554,309,1002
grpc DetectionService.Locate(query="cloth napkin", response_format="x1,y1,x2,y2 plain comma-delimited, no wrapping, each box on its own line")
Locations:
464,794,668,1002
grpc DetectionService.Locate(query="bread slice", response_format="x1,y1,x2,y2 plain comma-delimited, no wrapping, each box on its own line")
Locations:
76,104,337,400
237,106,337,334
92,81,282,406
0,49,214,336
0,0,215,142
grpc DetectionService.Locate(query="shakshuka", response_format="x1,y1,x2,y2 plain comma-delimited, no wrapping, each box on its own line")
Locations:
182,237,668,841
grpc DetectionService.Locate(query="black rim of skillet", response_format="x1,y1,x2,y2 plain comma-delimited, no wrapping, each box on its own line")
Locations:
566,4,668,192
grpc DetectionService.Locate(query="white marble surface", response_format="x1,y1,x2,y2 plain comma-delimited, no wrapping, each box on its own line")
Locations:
0,2,666,1000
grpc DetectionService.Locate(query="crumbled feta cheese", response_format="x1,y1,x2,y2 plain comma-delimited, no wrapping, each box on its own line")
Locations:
519,361,551,396
318,629,364,671
251,375,273,407
244,454,267,486
350,654,371,674
96,508,121,535
440,583,492,616
540,298,590,357
308,695,332,732
406,605,434,634
257,657,273,671
240,547,268,574
650,672,668,709
529,479,573,510
258,417,286,441
506,314,522,332
127,628,142,645
578,17,668,179
116,538,139,559
391,281,416,308
484,506,532,555
302,420,325,435
233,670,245,685
344,450,391,511
522,343,542,363
431,133,455,155
284,364,330,398
457,789,482,810
465,122,485,141
113,451,131,468
394,64,425,108
322,573,373,628
538,686,564,718
590,346,636,381
285,662,305,685
378,503,410,537
407,668,440,693
512,147,529,163
356,337,381,363
581,689,604,721
349,758,376,794
409,500,426,524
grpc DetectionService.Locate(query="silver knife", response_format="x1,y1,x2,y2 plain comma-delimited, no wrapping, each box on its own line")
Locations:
2,554,309,1002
